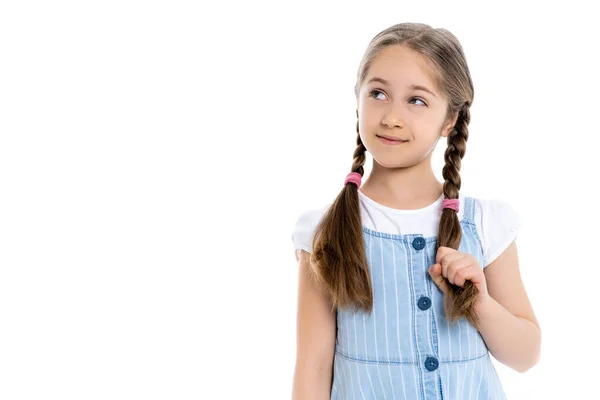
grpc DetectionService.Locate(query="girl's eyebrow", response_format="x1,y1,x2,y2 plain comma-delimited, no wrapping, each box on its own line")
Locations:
366,77,437,99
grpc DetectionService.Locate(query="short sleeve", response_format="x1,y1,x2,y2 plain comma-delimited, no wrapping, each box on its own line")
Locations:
291,206,328,256
476,198,522,268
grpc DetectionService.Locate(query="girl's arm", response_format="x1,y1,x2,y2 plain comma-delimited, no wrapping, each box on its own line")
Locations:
292,250,337,400
477,241,542,372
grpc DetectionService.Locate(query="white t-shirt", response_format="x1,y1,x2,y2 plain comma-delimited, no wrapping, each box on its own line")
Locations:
291,191,521,268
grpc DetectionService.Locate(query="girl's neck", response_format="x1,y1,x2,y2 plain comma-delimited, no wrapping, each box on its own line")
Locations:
360,160,444,210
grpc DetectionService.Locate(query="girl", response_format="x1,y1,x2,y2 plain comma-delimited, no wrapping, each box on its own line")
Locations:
291,23,541,399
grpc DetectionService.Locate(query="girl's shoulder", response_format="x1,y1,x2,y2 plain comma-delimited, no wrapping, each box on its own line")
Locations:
469,195,522,267
291,203,331,255
470,195,522,230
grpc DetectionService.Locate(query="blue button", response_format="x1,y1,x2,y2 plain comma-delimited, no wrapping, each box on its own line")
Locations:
418,296,431,310
412,237,426,250
425,357,439,371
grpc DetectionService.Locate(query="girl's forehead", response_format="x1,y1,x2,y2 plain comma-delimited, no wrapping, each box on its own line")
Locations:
369,57,436,85
365,49,440,94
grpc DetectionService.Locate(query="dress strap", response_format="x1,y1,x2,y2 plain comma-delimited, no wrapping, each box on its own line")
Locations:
462,196,476,223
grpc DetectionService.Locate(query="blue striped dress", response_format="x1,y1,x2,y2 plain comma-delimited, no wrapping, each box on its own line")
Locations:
331,196,506,399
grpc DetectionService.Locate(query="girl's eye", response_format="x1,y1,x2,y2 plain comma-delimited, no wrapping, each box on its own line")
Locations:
369,89,387,100
409,97,427,106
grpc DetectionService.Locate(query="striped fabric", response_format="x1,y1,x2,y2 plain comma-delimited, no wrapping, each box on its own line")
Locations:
331,196,506,399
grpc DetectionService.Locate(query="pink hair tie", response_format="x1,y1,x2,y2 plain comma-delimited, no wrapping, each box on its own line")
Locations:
344,172,362,188
441,198,459,212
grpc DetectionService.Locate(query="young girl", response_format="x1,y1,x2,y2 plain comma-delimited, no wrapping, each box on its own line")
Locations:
291,23,541,399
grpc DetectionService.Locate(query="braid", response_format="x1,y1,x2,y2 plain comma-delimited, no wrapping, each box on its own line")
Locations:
352,117,367,175
437,103,481,327
309,116,372,312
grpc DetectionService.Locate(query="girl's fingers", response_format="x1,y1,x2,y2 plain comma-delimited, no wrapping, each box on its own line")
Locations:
428,263,449,295
452,265,483,288
442,254,470,284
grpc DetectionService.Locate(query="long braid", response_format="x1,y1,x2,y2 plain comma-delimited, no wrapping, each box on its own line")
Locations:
310,116,372,312
352,116,367,176
436,103,481,327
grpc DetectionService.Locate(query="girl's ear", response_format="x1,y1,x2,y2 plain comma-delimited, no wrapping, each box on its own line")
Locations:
441,111,459,138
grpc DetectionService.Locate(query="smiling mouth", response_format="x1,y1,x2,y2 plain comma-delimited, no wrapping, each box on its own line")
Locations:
377,135,408,145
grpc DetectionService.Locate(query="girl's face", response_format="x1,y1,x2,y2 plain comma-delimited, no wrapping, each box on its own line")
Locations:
357,44,458,169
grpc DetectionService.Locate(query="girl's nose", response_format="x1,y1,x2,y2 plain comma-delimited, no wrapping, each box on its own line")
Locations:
381,104,405,128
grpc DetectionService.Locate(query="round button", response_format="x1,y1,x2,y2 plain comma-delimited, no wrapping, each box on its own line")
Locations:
418,296,431,310
425,356,439,371
412,237,426,250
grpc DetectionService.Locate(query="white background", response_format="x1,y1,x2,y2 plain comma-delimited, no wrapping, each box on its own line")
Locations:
1,1,598,399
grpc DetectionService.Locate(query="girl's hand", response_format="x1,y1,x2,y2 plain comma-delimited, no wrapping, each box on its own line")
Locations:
427,246,490,313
